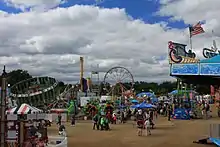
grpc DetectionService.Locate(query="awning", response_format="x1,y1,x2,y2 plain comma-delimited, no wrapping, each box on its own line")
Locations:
6,103,43,114
6,107,17,114
50,109,68,113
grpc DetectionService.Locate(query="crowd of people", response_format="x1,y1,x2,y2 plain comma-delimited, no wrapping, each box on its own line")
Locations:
54,98,215,138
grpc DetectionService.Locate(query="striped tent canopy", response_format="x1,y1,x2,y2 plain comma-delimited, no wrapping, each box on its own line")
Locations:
50,109,68,113
6,103,43,114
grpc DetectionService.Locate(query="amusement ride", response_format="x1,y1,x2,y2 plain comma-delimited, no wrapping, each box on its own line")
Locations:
9,77,58,108
103,66,134,98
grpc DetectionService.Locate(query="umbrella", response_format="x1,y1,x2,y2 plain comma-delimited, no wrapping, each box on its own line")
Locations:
131,103,141,108
131,103,148,109
136,92,154,98
131,99,138,103
151,98,158,103
131,103,157,109
145,104,157,109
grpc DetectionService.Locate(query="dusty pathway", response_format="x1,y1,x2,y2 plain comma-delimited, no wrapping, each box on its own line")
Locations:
48,114,219,147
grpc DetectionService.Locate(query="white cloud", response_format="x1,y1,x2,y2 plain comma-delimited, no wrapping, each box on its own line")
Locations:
157,0,220,57
1,4,209,83
158,0,220,28
4,0,66,11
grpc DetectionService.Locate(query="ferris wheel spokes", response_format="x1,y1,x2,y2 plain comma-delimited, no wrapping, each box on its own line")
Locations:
103,67,134,96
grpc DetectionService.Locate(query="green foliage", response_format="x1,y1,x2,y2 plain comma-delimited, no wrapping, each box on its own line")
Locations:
0,69,32,86
134,81,177,95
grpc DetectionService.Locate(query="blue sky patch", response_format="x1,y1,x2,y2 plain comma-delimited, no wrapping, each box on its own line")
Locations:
0,0,187,29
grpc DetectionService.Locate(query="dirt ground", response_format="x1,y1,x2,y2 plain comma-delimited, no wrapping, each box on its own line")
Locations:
48,107,219,147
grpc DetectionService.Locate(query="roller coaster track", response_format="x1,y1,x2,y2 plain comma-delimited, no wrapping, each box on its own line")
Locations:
57,84,77,100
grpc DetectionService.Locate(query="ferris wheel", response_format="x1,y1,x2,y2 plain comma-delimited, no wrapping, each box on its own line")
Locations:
103,67,134,96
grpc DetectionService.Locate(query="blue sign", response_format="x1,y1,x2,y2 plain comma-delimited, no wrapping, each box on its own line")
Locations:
171,64,199,75
200,63,220,75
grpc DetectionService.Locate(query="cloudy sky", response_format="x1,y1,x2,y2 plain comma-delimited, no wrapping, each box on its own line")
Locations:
0,0,219,84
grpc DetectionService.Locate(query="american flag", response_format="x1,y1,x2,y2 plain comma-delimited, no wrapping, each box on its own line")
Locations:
189,22,205,37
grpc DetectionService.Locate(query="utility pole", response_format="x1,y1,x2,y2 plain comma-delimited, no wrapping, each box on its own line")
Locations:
0,65,7,147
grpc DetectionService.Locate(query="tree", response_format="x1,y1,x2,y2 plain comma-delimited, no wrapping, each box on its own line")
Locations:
0,69,32,86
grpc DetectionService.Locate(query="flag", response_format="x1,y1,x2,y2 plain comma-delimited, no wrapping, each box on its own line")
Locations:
189,22,205,37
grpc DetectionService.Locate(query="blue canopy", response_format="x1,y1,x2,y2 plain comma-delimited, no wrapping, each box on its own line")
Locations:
200,55,220,63
131,103,157,109
131,103,141,108
131,99,138,103
136,92,154,97
145,104,157,108
151,98,158,103
169,90,191,95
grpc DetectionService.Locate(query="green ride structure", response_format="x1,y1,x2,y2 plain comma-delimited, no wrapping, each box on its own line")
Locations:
10,76,59,108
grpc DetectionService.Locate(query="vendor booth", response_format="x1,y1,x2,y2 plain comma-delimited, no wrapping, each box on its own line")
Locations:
6,103,67,147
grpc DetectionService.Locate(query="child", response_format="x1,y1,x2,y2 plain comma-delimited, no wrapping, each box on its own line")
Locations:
144,119,151,136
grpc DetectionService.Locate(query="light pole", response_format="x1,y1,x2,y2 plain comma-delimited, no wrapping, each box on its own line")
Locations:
0,65,7,147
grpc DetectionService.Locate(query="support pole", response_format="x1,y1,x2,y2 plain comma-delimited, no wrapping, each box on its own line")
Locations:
80,57,84,92
0,65,7,147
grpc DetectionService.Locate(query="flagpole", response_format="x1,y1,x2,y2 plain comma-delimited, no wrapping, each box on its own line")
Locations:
189,25,192,51
189,36,192,50
189,25,193,51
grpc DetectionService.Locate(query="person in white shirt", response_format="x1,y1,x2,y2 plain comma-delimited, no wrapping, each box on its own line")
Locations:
144,119,151,136
145,111,150,120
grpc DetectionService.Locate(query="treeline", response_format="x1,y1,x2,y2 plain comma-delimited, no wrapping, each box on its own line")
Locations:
0,69,211,95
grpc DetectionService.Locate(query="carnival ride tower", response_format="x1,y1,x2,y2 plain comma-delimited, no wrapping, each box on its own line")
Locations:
90,64,100,95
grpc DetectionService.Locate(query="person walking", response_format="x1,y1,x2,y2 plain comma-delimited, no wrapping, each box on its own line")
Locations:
144,118,151,136
168,105,172,121
71,114,75,126
57,113,62,125
92,113,100,130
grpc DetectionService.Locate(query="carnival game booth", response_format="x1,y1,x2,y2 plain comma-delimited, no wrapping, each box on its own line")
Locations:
6,104,67,147
6,103,47,147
